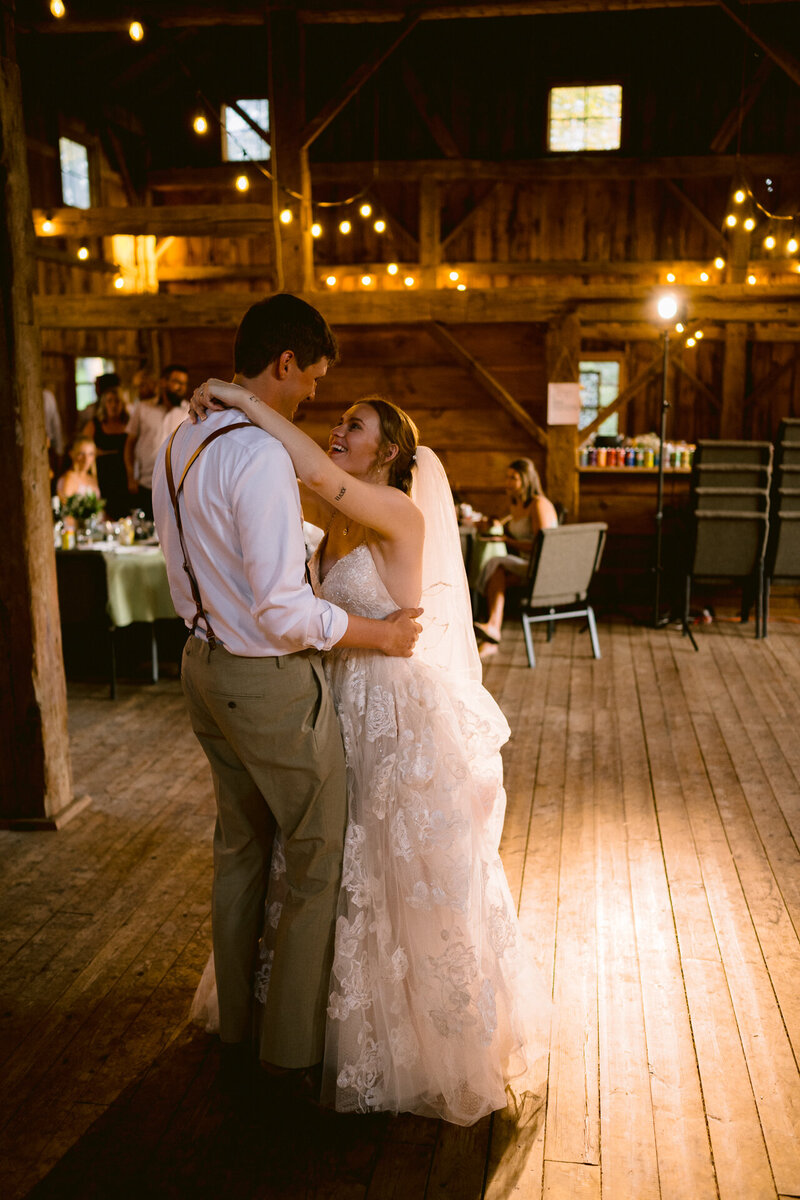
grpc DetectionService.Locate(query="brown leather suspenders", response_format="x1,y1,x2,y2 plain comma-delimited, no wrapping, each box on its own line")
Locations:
164,422,251,650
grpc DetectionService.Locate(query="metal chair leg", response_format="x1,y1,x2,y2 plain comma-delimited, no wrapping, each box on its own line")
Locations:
586,606,601,659
521,615,536,668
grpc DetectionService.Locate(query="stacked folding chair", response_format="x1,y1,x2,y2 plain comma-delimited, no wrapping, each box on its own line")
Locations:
684,440,773,640
763,419,800,635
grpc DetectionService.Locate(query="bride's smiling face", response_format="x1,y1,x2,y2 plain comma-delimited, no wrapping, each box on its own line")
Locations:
328,403,396,480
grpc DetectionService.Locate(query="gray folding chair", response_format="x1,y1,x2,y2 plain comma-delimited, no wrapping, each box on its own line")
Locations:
520,523,607,668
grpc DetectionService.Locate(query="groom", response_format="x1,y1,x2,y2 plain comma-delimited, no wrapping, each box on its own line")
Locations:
152,293,421,1075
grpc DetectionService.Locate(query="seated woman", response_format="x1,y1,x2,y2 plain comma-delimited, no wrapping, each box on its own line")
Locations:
473,457,558,656
56,437,101,503
80,379,130,518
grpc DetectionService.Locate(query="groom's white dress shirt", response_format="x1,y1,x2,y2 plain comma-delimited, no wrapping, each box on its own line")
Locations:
153,408,347,657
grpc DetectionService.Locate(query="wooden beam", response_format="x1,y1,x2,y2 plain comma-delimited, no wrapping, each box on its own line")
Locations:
32,204,274,237
710,56,772,153
268,9,312,292
35,244,120,273
401,58,462,159
426,320,549,448
720,322,748,437
717,0,800,90
742,346,800,411
419,176,440,288
156,263,275,282
300,10,422,149
580,353,663,441
671,353,721,411
441,182,501,251
663,180,728,252
546,312,581,518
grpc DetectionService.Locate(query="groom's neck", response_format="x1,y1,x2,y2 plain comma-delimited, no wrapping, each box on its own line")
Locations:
233,371,273,409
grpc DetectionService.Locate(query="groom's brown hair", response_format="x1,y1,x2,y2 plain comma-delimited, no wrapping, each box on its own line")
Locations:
234,293,339,378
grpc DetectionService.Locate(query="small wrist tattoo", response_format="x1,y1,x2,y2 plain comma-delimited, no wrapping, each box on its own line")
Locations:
334,485,347,501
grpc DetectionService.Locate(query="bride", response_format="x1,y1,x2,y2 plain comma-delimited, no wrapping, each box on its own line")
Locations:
189,381,549,1126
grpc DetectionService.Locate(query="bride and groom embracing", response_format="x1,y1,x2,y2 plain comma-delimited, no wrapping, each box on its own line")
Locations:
152,294,548,1127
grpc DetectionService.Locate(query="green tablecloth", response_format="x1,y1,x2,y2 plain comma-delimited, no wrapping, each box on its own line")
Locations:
71,545,177,627
460,530,508,589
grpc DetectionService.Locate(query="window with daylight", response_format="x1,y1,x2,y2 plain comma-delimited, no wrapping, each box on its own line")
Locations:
75,357,115,412
59,137,91,208
222,99,270,162
579,359,621,434
548,85,622,152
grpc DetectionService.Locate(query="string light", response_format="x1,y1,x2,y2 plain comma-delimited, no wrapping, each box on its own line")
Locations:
666,272,676,283
311,223,322,238
404,276,415,287
457,283,466,291
361,275,372,287
675,322,685,333
235,175,249,192
279,208,293,225
129,21,144,41
733,190,746,204
699,272,709,282
50,0,65,16
387,263,398,275
325,275,337,287
374,219,386,234
339,220,351,235
695,330,704,339
714,257,725,269
113,274,125,290
744,217,756,232
77,246,89,261
747,274,757,285
193,115,208,135
449,270,460,282
686,337,696,347
788,238,799,254
359,203,372,218
41,218,55,234
725,215,738,228
764,235,776,250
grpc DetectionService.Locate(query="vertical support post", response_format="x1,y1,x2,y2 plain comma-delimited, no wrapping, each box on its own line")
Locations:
720,322,748,439
0,33,85,828
545,311,581,521
419,176,440,289
267,9,313,294
653,328,670,627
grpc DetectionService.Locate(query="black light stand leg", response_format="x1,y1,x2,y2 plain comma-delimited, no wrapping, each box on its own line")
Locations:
653,328,671,628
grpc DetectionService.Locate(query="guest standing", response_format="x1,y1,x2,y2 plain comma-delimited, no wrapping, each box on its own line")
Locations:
80,376,129,518
124,363,190,519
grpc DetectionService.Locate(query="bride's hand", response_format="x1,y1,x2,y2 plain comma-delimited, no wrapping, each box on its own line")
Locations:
188,378,252,423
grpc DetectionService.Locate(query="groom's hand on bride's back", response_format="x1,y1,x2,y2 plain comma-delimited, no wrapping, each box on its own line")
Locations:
382,607,423,657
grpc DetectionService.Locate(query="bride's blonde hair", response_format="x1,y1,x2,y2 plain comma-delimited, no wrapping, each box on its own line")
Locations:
360,396,419,495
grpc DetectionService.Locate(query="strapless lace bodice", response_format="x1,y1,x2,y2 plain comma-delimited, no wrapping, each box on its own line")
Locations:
310,542,397,620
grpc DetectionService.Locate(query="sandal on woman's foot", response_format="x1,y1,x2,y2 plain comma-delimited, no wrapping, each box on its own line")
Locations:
473,622,501,645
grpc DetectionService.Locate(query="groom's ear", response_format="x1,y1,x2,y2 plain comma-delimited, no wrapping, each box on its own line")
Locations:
275,350,294,378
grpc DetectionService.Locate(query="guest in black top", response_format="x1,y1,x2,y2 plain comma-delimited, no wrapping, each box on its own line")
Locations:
81,375,130,519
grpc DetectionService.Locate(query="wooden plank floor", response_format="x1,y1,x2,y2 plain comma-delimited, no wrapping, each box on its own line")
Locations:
2,614,800,1200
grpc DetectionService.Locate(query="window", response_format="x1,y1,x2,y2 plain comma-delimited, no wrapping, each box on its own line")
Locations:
75,357,114,412
59,137,91,208
222,99,270,162
579,360,620,434
548,85,622,152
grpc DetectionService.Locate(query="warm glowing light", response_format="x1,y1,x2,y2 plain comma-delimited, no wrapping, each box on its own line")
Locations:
695,330,704,339
311,223,322,238
744,217,756,232
361,275,372,286
77,246,89,261
279,208,293,225
788,238,799,254
387,263,398,275
359,203,372,218
686,337,696,347
404,276,415,287
339,220,351,235
449,270,460,282
725,214,738,228
325,275,337,287
374,219,386,234
733,189,746,204
129,21,144,41
50,0,65,16
457,283,466,291
714,257,726,269
235,175,249,192
764,235,776,250
657,293,679,321
666,273,676,283
193,115,208,135
113,275,125,290
41,219,55,234
700,272,709,282
747,274,757,285
675,322,685,333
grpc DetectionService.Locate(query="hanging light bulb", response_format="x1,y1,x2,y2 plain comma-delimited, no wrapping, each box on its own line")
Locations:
339,220,351,235
733,189,746,204
695,330,704,339
235,175,249,192
747,274,757,285
788,237,799,254
279,208,293,225
311,223,322,238
361,275,372,287
744,217,756,232
764,235,776,250
387,263,398,275
449,270,459,282
325,275,337,287
374,219,386,234
113,274,125,290
456,283,466,291
725,214,738,228
404,276,415,287
714,257,726,270
675,322,685,333
700,272,709,282
129,21,144,41
50,0,66,16
666,272,676,283
77,246,89,261
359,203,372,218
686,337,696,347
41,218,55,234
193,115,208,135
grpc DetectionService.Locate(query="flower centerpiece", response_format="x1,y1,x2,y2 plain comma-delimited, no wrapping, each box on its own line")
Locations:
55,492,105,522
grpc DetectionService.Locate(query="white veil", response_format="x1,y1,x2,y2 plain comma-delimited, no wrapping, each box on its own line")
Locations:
410,446,483,684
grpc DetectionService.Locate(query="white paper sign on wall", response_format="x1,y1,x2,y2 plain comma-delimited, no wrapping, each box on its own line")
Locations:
547,382,581,426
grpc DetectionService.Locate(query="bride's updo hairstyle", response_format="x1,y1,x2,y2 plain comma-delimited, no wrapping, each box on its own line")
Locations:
363,396,420,495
